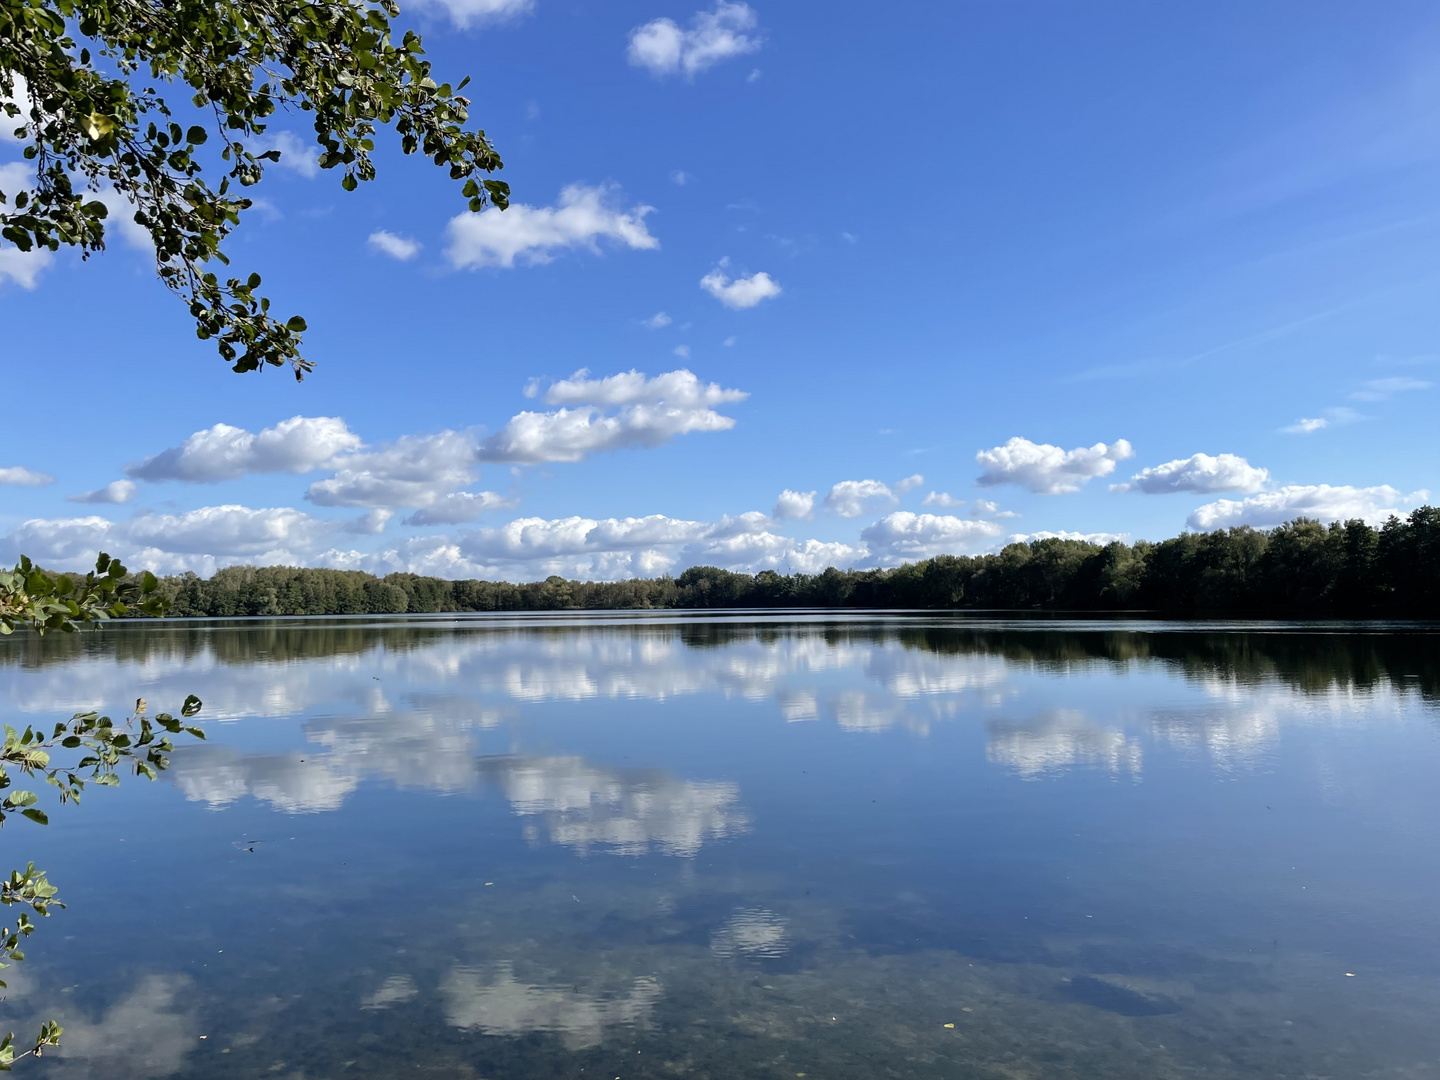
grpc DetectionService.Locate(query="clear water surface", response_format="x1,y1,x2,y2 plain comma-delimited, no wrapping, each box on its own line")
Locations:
3,612,1439,1079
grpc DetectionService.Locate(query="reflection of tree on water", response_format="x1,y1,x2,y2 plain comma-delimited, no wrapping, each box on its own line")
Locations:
6,617,1436,705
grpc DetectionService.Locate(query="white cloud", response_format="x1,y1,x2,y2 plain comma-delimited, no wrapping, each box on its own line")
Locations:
691,529,862,575
477,369,747,464
123,506,329,558
404,491,518,525
823,479,896,518
306,429,482,509
0,163,53,288
540,368,744,409
1116,452,1269,495
0,516,112,566
922,491,963,508
1350,376,1432,402
1283,417,1327,434
917,493,1019,520
673,344,690,358
670,170,691,186
323,510,863,581
893,473,924,494
246,196,283,222
67,480,138,504
409,0,532,28
860,512,1004,566
1008,530,1129,546
0,505,332,574
699,263,781,309
445,184,657,269
261,130,319,178
344,508,394,535
368,230,422,261
299,371,744,511
129,416,361,482
973,499,1015,518
643,311,672,328
0,465,53,486
465,515,709,563
772,489,815,520
0,243,51,289
627,1,762,79
975,436,1133,495
1188,485,1428,530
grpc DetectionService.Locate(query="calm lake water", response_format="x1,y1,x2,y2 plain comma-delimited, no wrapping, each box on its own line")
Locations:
3,613,1440,1079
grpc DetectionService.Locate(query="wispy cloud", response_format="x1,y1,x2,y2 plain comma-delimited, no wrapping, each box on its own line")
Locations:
0,465,53,487
368,231,422,261
68,480,138,505
260,131,320,179
409,0,533,29
1349,376,1432,402
1280,406,1366,434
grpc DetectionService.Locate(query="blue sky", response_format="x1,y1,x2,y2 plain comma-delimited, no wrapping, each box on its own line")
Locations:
2,0,1438,580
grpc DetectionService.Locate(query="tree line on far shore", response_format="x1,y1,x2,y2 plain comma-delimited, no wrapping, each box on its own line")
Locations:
135,509,1440,618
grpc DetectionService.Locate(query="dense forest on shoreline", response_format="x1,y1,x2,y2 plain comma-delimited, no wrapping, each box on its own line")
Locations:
129,509,1440,618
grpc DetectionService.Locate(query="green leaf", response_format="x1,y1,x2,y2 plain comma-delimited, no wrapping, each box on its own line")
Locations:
19,809,47,826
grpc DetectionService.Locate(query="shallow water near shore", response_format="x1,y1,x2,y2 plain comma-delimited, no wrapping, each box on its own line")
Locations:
3,612,1440,1079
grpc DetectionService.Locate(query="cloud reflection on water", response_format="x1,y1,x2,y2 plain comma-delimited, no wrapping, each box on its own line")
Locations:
483,755,750,856
440,962,662,1049
710,908,790,959
49,975,198,1079
986,709,1144,779
4,621,1433,816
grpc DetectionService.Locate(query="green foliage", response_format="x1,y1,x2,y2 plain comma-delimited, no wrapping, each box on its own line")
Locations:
0,1017,61,1069
0,560,202,1067
0,0,506,378
133,507,1440,618
0,695,204,1066
0,552,165,635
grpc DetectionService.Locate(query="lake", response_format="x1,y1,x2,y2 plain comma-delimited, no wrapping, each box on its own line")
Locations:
3,613,1439,1079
